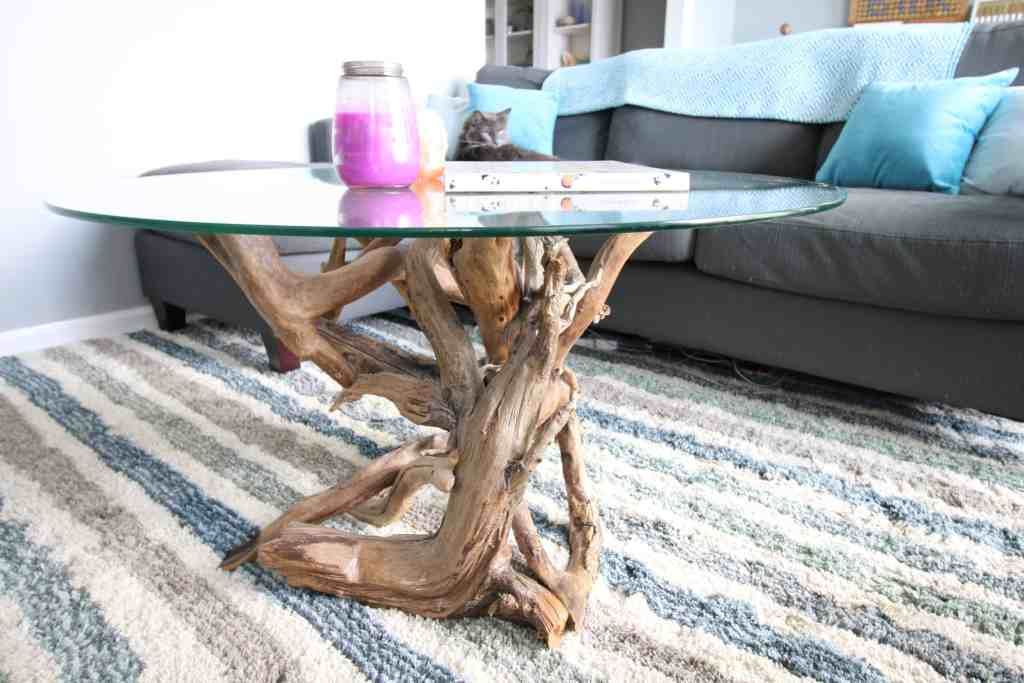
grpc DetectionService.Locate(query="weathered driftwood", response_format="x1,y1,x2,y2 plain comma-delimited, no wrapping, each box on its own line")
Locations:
201,230,651,646
320,238,348,321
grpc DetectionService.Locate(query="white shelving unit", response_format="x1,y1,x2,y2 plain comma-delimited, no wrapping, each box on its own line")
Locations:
485,0,622,69
538,0,622,69
486,0,541,68
554,22,591,36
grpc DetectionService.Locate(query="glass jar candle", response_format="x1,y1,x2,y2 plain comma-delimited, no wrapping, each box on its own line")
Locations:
333,61,420,188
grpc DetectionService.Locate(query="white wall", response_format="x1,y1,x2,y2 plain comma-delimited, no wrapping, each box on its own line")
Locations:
733,0,849,43
0,1,483,335
665,0,737,49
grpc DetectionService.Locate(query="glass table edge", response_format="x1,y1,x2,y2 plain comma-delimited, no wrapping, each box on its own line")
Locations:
44,189,847,239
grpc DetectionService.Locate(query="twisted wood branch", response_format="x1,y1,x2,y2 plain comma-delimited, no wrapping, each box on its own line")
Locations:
512,411,602,630
404,239,482,420
349,451,458,527
220,434,449,570
451,238,520,364
197,234,406,386
320,238,348,320
332,372,454,431
557,231,653,365
204,230,650,646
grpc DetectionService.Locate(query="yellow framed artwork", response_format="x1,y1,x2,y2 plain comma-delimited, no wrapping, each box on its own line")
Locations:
848,0,971,24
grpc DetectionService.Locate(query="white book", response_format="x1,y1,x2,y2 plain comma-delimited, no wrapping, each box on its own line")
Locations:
443,161,690,193
447,191,689,214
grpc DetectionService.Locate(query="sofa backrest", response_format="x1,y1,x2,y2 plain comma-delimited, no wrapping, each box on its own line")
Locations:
478,21,1024,179
475,65,614,161
309,119,333,163
955,20,1024,81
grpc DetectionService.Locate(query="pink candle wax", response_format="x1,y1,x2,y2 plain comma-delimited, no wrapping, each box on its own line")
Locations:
338,188,423,228
334,111,420,188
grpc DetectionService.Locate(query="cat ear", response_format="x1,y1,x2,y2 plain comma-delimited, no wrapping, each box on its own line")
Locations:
499,108,512,118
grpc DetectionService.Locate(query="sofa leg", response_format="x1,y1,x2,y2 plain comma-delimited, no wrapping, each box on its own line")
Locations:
261,332,301,373
152,301,187,332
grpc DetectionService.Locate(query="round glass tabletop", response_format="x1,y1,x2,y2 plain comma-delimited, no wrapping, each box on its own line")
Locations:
47,164,845,238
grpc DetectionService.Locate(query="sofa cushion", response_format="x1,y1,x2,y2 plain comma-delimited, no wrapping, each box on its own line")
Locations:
570,230,694,263
595,107,824,264
963,86,1024,196
817,122,844,172
694,188,1024,321
955,21,1024,84
604,106,822,180
553,112,612,160
309,119,333,163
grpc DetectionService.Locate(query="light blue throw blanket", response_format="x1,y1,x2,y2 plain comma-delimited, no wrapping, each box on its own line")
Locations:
542,23,974,123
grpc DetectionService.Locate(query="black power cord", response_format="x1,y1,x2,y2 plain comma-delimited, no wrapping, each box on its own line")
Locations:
579,327,788,389
386,308,788,388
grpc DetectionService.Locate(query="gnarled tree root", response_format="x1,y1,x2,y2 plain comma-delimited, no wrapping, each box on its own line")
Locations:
512,413,602,631
202,230,651,646
349,450,457,527
220,434,450,571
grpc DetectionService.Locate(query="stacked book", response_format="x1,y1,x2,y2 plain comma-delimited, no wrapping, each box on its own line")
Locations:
443,161,690,213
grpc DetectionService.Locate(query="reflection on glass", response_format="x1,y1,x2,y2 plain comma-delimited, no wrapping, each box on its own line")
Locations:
330,176,843,233
338,189,423,228
48,165,844,238
412,180,449,228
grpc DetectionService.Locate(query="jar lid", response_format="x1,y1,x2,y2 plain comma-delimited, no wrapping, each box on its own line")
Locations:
343,61,404,77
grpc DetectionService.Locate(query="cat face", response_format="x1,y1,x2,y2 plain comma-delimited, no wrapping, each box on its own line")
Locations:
460,108,512,147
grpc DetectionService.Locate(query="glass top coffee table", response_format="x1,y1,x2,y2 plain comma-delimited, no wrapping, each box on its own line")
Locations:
48,165,844,648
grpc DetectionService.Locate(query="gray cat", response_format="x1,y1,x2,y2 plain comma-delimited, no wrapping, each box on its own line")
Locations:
455,109,558,162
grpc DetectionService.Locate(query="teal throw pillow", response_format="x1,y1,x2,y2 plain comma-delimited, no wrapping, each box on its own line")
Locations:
467,82,559,155
816,69,1019,194
962,87,1024,196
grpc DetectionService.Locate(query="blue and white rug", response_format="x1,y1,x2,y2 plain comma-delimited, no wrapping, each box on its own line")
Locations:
0,314,1022,682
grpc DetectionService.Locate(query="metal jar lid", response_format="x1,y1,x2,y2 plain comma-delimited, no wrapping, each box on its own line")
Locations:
342,61,404,77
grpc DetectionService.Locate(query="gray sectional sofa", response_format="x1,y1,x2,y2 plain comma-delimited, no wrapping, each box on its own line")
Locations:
474,21,1024,421
135,22,1024,419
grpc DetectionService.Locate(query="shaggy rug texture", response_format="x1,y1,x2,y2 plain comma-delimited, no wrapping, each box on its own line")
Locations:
0,314,1022,683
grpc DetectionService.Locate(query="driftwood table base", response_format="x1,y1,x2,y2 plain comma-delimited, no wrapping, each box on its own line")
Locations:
201,231,650,647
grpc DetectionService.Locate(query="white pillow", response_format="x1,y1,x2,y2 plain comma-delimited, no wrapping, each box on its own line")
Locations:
427,83,471,161
962,86,1024,196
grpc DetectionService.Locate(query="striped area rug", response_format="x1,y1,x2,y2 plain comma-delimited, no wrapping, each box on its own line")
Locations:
1,314,1022,683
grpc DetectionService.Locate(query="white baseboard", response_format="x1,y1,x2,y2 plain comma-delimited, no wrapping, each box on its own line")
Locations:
0,305,158,357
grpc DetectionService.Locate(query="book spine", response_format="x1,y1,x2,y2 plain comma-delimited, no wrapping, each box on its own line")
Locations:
445,171,690,193
447,193,691,213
